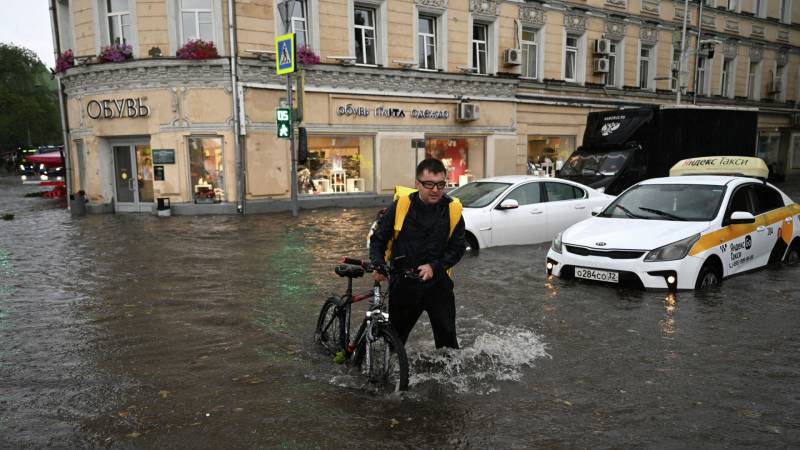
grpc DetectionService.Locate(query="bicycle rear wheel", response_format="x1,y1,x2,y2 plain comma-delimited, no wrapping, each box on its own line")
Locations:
353,325,409,392
314,297,346,356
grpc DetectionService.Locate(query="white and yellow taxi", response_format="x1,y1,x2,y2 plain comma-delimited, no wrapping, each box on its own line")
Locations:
546,156,800,290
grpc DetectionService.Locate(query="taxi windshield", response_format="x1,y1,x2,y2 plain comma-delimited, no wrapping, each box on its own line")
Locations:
599,184,726,221
449,182,511,208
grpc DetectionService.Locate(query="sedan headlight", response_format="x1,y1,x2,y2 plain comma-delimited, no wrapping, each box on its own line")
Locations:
551,232,563,254
644,234,701,262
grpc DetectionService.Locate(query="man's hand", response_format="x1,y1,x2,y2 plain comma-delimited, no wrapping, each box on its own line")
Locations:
417,263,434,281
372,272,387,282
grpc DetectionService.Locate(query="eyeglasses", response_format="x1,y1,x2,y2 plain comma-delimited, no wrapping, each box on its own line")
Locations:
417,179,447,190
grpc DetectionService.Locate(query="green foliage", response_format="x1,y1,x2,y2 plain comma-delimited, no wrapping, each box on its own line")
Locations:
0,43,62,152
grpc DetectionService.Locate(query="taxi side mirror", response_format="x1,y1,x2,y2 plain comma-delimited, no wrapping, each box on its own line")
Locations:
497,199,519,210
591,206,603,216
729,211,755,225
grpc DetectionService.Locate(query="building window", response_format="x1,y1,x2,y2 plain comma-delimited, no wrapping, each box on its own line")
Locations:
297,136,374,195
779,0,791,22
425,137,485,187
754,0,765,16
607,41,621,87
418,15,437,70
697,56,708,95
639,46,652,89
180,0,213,43
564,34,579,82
472,23,489,74
107,0,132,45
775,63,786,101
188,137,224,203
721,58,732,97
527,135,576,175
747,61,759,99
290,0,309,49
521,26,539,79
354,6,377,65
727,0,739,11
671,48,681,91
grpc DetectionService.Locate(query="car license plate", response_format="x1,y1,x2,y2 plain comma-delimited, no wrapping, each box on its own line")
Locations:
575,267,619,283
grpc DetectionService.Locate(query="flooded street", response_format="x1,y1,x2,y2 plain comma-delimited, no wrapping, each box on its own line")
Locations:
1,175,799,449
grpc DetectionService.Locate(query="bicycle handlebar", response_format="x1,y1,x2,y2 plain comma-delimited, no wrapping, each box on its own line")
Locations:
339,256,421,280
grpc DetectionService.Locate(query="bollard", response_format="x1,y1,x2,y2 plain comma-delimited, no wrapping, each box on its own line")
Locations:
71,190,88,216
157,197,171,217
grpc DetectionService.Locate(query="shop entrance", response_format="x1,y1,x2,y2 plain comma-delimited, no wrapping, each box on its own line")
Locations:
112,142,154,212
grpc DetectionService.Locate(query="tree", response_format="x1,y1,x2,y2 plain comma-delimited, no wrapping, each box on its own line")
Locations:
0,43,63,153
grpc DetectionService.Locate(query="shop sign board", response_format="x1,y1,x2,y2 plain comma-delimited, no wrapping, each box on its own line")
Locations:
276,108,292,139
275,33,296,75
336,103,450,120
86,98,150,119
152,149,175,164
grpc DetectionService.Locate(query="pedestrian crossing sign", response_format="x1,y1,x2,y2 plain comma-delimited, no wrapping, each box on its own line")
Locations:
276,108,291,139
275,33,296,75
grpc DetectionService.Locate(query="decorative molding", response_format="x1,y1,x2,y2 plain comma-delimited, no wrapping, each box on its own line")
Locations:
469,0,500,16
170,86,189,127
701,13,716,29
640,24,658,44
724,18,739,33
749,46,763,63
776,48,789,66
777,29,790,42
414,0,447,9
604,0,627,8
751,23,765,38
641,0,660,15
723,39,738,59
519,5,546,26
604,18,626,41
673,5,691,22
563,12,587,34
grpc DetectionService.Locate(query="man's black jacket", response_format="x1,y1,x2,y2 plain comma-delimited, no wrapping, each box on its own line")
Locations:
369,192,466,279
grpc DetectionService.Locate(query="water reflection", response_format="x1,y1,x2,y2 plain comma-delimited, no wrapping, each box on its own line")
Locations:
660,293,677,337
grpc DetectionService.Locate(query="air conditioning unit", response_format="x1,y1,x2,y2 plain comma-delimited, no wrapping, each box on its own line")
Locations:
594,39,611,55
457,103,480,121
593,57,610,73
504,48,522,66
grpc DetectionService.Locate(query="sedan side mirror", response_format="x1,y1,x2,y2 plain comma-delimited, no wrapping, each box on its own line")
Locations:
729,211,755,224
591,206,603,216
498,199,519,210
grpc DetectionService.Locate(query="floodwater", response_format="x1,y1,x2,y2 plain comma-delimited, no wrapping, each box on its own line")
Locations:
1,174,800,449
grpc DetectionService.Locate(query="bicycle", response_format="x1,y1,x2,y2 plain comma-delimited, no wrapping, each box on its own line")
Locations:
314,256,418,392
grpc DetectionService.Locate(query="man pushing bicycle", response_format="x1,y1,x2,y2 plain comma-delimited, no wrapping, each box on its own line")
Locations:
369,159,466,349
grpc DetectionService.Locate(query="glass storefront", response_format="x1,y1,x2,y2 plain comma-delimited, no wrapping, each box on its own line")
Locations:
527,135,576,174
135,145,154,203
297,135,374,195
424,137,485,187
188,137,224,203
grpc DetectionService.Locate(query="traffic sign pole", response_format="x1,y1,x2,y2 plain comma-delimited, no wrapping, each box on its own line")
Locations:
288,72,298,217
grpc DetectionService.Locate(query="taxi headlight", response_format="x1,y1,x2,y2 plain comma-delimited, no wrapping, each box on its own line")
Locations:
551,232,563,254
644,234,701,262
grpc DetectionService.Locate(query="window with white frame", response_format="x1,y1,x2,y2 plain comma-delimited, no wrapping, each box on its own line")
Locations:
754,0,765,16
418,15,437,70
564,34,579,82
775,63,786,100
671,48,681,91
607,40,622,87
727,0,739,11
107,0,132,45
354,6,377,65
521,26,539,79
472,23,489,74
779,0,791,22
747,61,760,99
721,58,733,97
639,45,652,89
697,56,709,95
291,0,309,49
180,0,213,42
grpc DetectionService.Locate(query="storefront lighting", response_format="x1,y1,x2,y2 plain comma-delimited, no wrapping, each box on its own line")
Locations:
39,163,45,170
56,176,63,181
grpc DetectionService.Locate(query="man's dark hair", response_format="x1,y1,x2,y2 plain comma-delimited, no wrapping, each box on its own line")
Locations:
416,158,446,177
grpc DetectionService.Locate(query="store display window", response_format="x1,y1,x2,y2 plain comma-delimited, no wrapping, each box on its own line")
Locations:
527,135,576,175
424,137,485,187
297,135,374,195
188,137,224,203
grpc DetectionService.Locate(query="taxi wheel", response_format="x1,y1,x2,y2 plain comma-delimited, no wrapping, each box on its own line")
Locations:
784,243,800,266
695,262,722,290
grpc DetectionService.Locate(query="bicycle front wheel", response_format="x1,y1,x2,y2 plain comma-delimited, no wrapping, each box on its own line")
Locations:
353,325,409,392
314,297,346,356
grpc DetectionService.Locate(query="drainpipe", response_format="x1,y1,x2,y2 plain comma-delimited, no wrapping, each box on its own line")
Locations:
227,0,246,214
48,0,72,210
692,0,705,105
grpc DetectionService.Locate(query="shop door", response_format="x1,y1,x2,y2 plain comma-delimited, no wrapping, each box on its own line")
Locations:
113,144,154,212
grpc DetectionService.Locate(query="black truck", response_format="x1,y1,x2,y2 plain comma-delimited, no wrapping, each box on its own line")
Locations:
557,106,758,195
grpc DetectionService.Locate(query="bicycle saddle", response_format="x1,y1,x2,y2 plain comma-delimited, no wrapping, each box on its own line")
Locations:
335,264,365,278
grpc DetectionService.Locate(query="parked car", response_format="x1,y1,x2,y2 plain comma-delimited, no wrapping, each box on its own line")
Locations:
446,176,614,253
546,156,800,290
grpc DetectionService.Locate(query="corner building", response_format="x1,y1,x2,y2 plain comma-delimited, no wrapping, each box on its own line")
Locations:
52,0,800,214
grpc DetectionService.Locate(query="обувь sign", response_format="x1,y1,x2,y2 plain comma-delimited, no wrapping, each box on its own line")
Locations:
86,98,150,119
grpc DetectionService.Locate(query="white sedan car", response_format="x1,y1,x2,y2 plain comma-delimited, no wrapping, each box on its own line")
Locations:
448,176,614,253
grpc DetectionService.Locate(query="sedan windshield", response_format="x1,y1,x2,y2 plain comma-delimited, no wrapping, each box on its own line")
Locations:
599,184,725,221
449,182,511,208
559,149,632,177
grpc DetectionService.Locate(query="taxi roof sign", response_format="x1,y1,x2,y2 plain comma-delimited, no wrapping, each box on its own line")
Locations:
669,156,768,179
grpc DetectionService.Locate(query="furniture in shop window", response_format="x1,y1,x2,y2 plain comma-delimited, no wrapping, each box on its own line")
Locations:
346,178,365,192
330,170,347,193
313,179,330,193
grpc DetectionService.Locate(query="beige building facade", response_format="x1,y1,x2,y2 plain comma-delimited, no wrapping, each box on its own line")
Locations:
53,0,800,213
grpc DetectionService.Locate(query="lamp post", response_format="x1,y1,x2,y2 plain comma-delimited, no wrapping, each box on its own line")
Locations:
277,0,300,217
692,0,706,105
676,0,691,104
